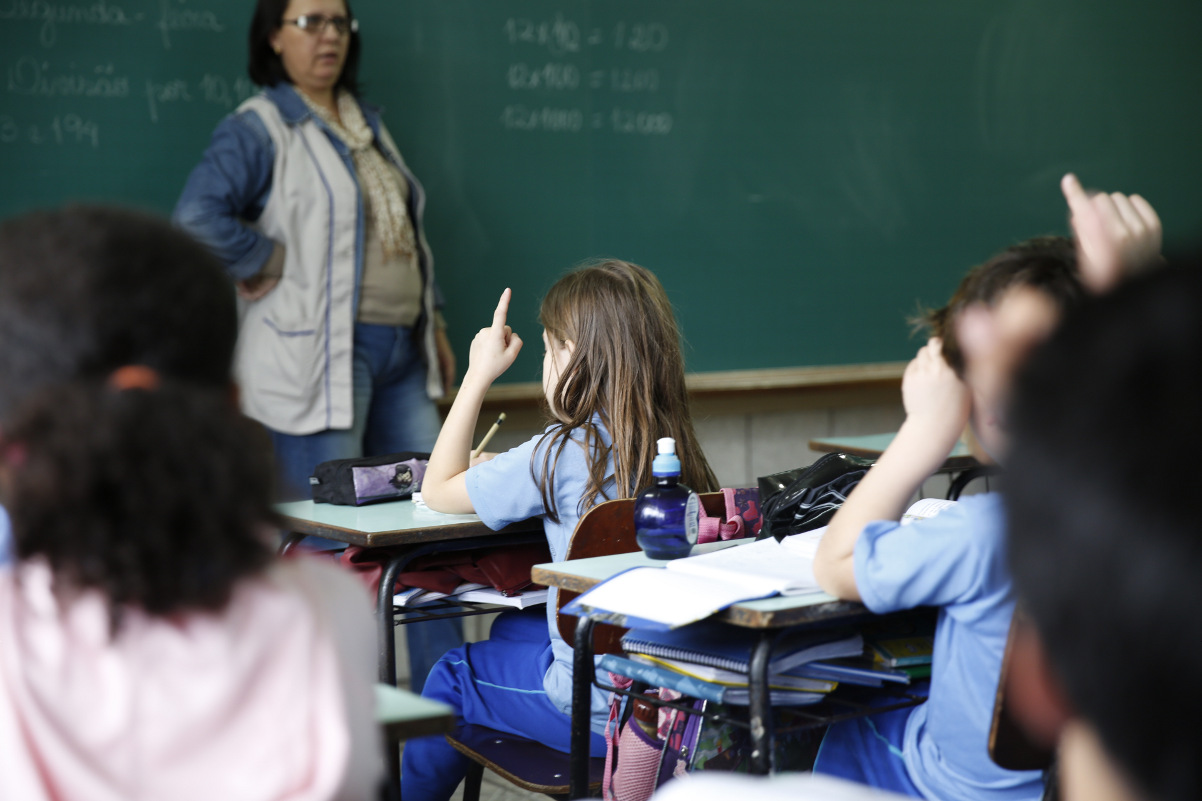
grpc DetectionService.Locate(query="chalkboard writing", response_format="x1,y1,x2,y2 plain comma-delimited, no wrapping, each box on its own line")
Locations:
3,0,1202,383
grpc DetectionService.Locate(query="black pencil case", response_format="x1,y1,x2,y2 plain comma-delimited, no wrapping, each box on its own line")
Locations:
309,451,430,506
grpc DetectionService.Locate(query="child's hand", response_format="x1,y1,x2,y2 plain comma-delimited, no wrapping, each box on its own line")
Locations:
902,338,971,441
464,288,523,388
1062,173,1162,293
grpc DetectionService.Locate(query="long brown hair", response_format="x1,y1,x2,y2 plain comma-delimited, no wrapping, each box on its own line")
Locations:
535,259,717,521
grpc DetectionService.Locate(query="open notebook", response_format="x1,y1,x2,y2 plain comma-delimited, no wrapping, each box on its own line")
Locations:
563,497,958,628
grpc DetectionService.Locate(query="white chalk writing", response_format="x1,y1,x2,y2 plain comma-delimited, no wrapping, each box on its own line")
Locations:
0,112,99,146
6,57,130,98
0,0,140,49
157,0,224,50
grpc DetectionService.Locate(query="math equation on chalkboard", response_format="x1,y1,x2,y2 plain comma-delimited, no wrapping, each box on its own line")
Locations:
500,15,674,136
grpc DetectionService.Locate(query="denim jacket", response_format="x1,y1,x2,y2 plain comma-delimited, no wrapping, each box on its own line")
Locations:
174,84,442,435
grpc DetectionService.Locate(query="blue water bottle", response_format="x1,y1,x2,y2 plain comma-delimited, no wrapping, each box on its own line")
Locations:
634,437,700,560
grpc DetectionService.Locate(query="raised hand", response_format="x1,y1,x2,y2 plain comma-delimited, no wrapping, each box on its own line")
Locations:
465,288,523,388
901,338,972,449
1062,173,1162,292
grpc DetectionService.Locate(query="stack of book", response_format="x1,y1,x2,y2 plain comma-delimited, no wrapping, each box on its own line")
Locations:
393,582,549,609
599,622,904,707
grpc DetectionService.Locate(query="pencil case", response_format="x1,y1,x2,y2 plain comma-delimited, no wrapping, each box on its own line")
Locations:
309,451,430,506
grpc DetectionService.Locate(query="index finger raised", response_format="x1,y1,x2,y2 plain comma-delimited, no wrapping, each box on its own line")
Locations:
492,287,512,330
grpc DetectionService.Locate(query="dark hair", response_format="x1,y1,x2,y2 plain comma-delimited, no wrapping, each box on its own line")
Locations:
2,379,278,625
917,236,1080,376
0,205,236,422
537,259,718,520
1006,262,1202,801
248,0,361,95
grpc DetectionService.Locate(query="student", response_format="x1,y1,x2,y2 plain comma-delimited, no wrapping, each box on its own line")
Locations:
810,236,1084,801
400,259,718,801
1003,263,1202,801
0,206,380,801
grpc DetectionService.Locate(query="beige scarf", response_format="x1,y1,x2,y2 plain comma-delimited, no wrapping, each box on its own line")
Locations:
300,90,416,259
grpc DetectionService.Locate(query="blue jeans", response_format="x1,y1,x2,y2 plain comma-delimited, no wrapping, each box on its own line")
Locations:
400,612,607,801
270,321,460,694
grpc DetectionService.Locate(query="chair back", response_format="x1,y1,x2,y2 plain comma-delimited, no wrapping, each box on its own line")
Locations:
554,492,727,653
989,610,1058,771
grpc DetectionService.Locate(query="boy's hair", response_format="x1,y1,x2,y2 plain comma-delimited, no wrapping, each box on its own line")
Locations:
0,205,237,422
537,259,717,519
1006,262,1202,801
3,380,277,626
919,236,1080,376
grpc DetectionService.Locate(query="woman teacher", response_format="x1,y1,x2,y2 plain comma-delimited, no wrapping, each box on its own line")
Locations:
175,0,459,692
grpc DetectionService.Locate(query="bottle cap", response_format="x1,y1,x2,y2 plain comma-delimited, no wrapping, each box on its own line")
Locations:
652,437,681,476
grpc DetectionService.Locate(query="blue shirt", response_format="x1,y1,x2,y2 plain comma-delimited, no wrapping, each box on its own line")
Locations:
854,494,1043,801
465,419,616,734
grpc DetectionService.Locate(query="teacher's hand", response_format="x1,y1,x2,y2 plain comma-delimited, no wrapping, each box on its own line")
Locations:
235,273,280,301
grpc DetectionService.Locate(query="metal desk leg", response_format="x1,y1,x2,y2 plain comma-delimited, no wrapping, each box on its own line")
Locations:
748,633,775,775
377,556,406,685
279,532,305,556
571,615,598,800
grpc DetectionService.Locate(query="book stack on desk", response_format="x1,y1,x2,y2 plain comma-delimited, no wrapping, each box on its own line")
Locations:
599,622,872,706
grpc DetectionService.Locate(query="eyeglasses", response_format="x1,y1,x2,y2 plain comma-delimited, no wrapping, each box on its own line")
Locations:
281,14,358,36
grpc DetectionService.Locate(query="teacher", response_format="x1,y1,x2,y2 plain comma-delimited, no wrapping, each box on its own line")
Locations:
175,0,459,693
175,0,454,501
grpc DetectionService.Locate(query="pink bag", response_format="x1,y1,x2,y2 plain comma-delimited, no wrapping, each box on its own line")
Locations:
603,675,705,801
697,487,762,543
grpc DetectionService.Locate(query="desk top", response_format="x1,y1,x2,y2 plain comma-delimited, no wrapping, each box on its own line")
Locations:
809,432,978,472
276,499,542,548
533,545,867,629
375,683,455,741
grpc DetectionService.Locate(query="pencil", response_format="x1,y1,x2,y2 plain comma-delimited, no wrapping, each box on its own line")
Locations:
471,412,507,459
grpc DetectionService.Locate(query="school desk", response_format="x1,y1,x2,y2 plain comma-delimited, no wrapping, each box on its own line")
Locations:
531,550,924,798
375,682,456,741
809,432,1000,499
276,499,543,686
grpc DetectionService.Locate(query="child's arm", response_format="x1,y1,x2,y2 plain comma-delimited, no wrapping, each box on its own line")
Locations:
421,289,523,514
813,338,971,601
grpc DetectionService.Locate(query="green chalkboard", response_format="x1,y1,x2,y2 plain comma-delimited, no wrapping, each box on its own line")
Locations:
3,1,1202,384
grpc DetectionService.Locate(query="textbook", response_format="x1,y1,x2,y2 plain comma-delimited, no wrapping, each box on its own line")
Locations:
628,653,837,693
620,622,863,676
394,583,548,609
562,535,824,628
870,635,934,668
598,654,826,707
794,657,912,687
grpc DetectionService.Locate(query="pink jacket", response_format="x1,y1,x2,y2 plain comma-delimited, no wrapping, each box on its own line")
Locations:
0,556,381,801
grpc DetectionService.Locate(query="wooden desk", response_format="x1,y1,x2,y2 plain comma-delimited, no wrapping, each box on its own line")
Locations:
534,549,885,798
375,683,455,742
277,499,544,686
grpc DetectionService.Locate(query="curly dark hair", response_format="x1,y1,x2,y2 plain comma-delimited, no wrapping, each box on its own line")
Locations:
915,236,1081,377
247,0,362,95
3,379,278,626
0,205,236,423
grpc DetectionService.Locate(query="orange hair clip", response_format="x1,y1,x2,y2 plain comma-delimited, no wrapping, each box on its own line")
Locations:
107,365,161,392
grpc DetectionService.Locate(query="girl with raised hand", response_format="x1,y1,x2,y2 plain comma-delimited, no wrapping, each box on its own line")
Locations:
402,259,717,801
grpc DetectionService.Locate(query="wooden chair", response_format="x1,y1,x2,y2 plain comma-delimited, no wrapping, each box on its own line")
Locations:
989,610,1061,801
444,492,727,800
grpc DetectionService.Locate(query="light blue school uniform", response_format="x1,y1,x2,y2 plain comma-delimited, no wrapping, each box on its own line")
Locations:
814,494,1044,801
401,420,614,801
